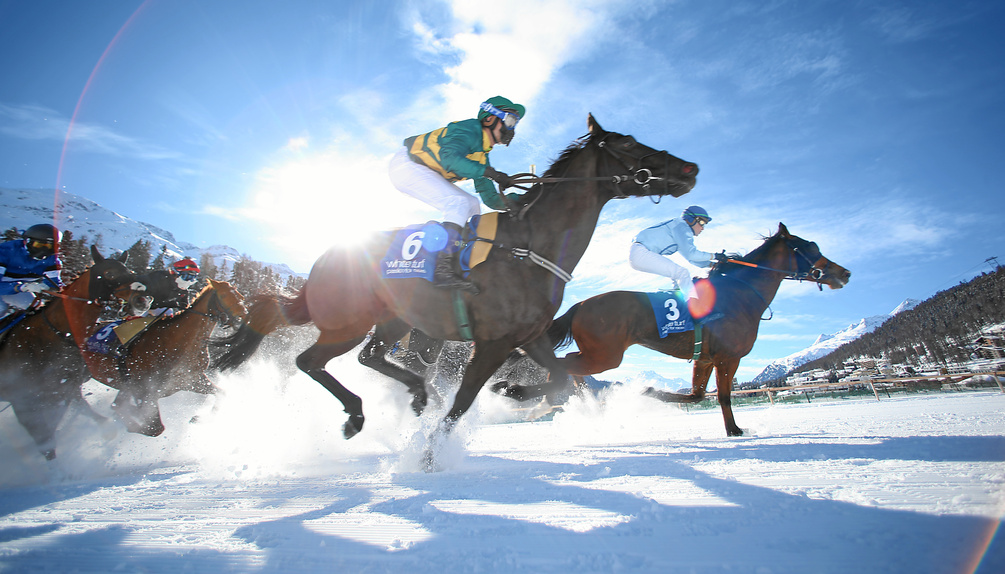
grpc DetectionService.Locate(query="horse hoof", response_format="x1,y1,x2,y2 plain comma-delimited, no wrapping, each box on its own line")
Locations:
343,414,365,439
409,394,427,416
727,428,744,437
491,381,521,399
421,449,441,473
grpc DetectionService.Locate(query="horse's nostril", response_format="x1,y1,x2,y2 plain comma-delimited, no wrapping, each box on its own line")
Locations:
682,163,698,176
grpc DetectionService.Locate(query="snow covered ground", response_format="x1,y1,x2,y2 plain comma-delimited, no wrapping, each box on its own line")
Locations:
1,354,1003,573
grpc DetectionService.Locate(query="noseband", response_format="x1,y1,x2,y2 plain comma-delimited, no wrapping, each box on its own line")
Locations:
596,134,672,199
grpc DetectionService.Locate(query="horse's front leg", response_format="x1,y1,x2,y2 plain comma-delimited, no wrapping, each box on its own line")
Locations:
111,387,165,437
490,335,571,402
714,358,744,436
424,339,513,471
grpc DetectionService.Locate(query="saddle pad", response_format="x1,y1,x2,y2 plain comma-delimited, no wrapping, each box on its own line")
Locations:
113,316,157,345
85,321,122,355
460,211,499,275
380,224,438,281
645,290,695,338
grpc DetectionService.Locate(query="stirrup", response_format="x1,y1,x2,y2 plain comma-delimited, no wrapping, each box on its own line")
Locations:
433,258,479,294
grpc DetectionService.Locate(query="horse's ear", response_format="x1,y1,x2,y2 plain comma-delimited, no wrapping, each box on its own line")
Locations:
91,245,104,262
778,222,789,236
588,113,604,134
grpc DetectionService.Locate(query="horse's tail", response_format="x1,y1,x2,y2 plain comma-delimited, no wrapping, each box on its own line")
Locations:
211,286,312,371
547,302,581,351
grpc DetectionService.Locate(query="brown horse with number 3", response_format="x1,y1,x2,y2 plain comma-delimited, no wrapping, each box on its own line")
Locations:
535,223,850,436
65,278,246,437
213,115,699,468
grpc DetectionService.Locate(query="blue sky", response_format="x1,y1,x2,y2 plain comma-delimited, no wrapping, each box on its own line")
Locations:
2,0,1003,382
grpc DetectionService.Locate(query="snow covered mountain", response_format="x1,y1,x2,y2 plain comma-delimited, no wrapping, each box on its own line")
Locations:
0,187,303,279
751,299,922,384
624,370,692,393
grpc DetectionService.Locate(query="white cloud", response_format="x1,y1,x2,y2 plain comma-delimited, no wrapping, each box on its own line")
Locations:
0,102,181,160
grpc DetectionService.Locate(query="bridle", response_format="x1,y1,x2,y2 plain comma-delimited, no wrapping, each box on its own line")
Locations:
723,237,833,289
506,132,677,203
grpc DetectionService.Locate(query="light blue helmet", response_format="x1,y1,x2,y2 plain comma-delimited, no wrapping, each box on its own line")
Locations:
682,206,711,226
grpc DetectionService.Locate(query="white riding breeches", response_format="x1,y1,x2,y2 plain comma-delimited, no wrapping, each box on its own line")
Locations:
389,146,480,226
0,291,35,317
629,242,697,299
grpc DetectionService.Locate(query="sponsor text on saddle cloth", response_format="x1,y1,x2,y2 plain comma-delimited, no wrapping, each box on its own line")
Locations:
646,290,695,337
380,214,499,281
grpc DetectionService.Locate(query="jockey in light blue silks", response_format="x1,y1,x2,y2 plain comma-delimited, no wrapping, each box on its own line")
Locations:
630,206,726,300
388,95,526,294
0,223,64,318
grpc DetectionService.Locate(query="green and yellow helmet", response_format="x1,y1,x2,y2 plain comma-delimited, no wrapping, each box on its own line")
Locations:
478,96,525,122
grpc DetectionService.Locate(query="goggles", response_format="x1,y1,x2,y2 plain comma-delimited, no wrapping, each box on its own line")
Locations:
178,272,199,282
27,238,54,249
480,102,521,130
695,217,710,226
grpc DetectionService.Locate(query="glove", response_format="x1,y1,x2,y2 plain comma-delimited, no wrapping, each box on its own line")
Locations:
482,166,513,191
19,281,50,294
713,251,729,264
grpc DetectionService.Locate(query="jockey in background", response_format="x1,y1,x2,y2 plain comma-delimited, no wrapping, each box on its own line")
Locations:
389,95,526,293
130,257,201,319
630,206,726,301
0,224,63,318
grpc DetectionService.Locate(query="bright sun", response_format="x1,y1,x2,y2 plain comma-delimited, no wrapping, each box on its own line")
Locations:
247,148,439,270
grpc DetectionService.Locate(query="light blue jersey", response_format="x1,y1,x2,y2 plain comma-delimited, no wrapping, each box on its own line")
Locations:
633,218,712,267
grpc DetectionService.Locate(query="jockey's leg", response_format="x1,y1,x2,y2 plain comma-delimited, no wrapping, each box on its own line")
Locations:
389,147,479,293
629,243,697,299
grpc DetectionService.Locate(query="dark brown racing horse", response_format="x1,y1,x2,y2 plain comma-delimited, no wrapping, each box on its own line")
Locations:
523,223,850,436
213,114,698,466
0,247,147,459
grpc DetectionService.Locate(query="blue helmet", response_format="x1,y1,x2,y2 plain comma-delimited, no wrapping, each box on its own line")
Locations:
682,206,711,226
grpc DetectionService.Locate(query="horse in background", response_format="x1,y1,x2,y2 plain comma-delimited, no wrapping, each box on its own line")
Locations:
71,278,246,437
504,223,850,436
0,247,149,459
213,114,698,467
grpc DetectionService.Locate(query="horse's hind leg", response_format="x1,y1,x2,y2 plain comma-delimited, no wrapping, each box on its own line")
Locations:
298,331,367,439
11,400,67,460
357,321,429,415
491,335,571,402
643,360,714,404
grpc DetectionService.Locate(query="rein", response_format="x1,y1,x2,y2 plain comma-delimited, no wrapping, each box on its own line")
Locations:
714,238,832,320
506,135,670,199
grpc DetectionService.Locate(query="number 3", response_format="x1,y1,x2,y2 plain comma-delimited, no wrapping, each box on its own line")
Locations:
664,298,680,321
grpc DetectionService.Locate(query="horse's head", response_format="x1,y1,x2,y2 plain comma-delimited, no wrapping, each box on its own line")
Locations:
88,245,141,301
204,279,247,327
775,223,851,290
587,114,698,199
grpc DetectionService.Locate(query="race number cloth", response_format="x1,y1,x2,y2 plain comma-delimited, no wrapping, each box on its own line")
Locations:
645,290,695,337
85,317,157,355
380,224,438,281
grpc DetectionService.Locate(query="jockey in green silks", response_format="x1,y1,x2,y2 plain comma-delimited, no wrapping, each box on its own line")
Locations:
389,95,525,294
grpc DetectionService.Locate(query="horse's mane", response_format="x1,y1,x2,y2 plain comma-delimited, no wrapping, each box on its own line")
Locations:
512,132,593,208
709,229,783,274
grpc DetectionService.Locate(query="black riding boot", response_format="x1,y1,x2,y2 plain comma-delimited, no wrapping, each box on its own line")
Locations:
432,222,479,294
